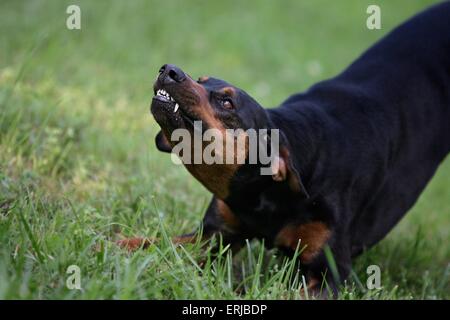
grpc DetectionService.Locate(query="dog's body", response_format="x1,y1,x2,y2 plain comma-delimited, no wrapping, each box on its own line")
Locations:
266,2,450,257
121,2,450,296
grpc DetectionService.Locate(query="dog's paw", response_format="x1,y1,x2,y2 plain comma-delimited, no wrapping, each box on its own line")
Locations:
116,237,154,251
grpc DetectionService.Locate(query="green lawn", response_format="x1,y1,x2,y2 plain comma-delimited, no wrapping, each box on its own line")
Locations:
0,0,448,299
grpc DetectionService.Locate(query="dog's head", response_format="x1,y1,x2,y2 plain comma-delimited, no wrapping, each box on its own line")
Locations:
150,64,308,200
151,64,268,141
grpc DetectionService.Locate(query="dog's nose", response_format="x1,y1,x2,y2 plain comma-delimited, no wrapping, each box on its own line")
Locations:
158,64,186,84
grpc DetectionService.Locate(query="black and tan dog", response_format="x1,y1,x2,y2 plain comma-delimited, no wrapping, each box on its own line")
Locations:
119,3,450,296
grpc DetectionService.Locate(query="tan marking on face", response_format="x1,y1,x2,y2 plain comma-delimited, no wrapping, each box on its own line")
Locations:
181,80,249,199
189,80,225,132
221,86,235,96
275,222,331,264
198,76,209,83
184,131,248,199
184,163,236,199
216,199,240,232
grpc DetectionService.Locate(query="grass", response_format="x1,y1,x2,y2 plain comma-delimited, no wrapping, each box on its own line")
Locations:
0,0,448,299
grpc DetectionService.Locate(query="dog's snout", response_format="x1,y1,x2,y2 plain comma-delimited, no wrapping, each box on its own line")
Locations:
159,64,186,84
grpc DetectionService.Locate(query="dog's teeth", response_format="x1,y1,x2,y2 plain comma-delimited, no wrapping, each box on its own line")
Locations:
174,103,179,112
156,89,175,103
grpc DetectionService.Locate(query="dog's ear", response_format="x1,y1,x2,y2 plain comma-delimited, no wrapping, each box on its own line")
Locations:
271,146,309,199
155,131,172,153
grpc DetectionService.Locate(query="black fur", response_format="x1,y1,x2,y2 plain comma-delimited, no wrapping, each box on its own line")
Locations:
198,2,450,293
153,2,450,296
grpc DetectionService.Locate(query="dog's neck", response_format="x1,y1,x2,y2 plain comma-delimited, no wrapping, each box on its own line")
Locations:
266,104,325,187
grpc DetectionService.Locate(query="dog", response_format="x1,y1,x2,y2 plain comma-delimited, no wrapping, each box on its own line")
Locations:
119,2,450,296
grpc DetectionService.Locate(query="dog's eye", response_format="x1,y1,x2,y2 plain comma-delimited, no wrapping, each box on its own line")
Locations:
221,98,234,110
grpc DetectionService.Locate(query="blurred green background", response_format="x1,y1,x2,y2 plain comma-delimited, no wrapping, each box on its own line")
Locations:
0,0,448,299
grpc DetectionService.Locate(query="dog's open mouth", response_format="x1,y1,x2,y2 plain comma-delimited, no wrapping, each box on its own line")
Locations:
154,89,179,112
152,86,199,128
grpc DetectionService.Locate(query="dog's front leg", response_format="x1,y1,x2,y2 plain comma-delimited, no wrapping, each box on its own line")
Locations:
117,197,246,254
116,233,200,251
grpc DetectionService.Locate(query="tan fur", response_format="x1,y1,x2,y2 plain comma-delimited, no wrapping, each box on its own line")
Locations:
198,76,209,83
275,222,331,263
181,82,248,199
216,199,240,232
221,87,236,96
117,235,198,251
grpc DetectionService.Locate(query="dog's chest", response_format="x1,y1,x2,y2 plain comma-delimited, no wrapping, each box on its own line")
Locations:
231,193,306,241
